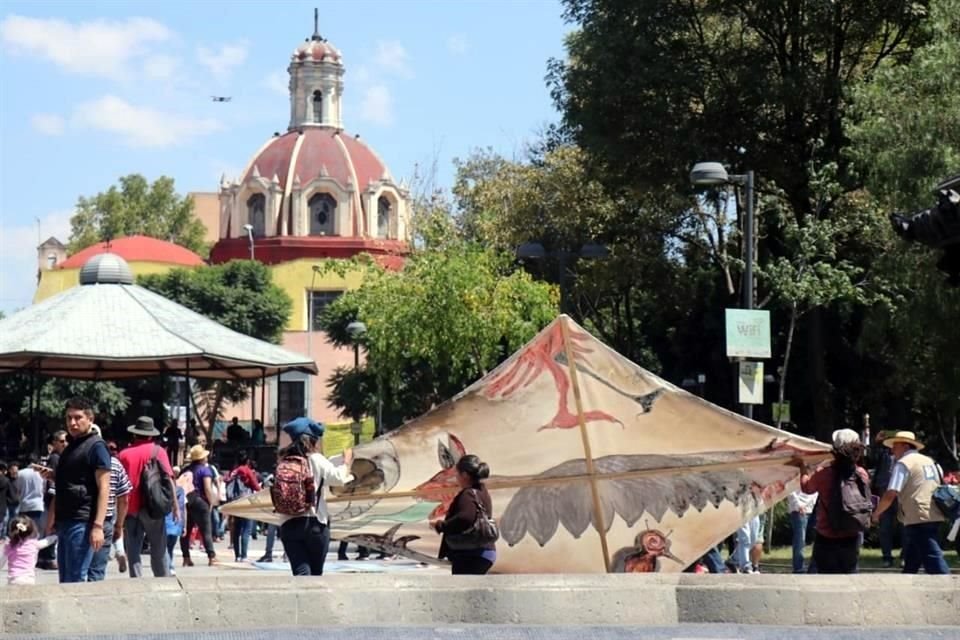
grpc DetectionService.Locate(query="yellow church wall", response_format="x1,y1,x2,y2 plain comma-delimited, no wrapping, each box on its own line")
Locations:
267,259,366,331
33,261,197,304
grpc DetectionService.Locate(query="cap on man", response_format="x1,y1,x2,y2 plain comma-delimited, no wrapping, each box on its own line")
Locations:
872,431,949,574
117,416,179,578
48,397,112,583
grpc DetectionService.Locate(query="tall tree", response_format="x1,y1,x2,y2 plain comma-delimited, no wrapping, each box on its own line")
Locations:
138,260,293,438
68,174,208,255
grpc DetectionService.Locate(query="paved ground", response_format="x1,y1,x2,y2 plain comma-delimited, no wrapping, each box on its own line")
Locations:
31,539,445,584
6,625,959,640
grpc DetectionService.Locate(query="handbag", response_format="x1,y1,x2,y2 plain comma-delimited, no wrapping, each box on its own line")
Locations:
444,489,500,551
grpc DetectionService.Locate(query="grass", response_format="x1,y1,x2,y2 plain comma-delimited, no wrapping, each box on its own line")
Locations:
760,545,960,574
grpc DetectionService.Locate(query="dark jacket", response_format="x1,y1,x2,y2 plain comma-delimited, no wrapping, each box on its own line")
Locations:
869,444,895,495
438,484,494,558
54,433,110,523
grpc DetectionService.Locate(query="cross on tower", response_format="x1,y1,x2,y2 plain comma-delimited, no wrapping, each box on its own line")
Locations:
311,7,323,41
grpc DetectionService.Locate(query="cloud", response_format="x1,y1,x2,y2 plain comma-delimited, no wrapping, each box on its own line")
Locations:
373,41,413,79
144,54,179,80
264,70,288,95
197,41,248,77
447,35,469,55
0,15,172,79
30,114,66,136
0,209,73,312
72,96,222,148
358,85,394,126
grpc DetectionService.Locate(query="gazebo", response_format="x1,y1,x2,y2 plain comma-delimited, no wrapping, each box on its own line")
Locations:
0,253,317,447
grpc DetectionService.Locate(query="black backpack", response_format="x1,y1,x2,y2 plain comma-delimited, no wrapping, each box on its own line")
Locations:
141,445,175,518
828,468,872,535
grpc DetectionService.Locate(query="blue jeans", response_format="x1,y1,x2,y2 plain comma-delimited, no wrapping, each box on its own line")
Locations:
82,518,115,581
878,502,897,562
279,516,330,576
790,511,809,573
57,521,93,583
265,524,278,557
701,546,725,573
166,534,179,572
733,516,761,570
901,522,949,574
231,517,252,561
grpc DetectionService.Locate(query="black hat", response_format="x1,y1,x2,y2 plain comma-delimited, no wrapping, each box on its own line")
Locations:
127,416,160,437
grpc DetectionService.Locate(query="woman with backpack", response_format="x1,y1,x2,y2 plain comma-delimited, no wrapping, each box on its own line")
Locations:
225,450,261,562
272,420,353,576
799,428,871,574
179,445,219,567
432,454,497,575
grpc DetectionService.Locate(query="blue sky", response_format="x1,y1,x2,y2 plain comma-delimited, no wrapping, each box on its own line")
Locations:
0,0,569,312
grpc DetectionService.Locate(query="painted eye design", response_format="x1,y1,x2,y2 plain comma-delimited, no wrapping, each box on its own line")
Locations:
438,440,456,470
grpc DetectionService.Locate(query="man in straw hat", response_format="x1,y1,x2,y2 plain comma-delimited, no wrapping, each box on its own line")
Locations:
872,431,949,574
117,417,180,578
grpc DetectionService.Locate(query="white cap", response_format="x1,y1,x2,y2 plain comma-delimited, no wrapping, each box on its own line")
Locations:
831,428,859,448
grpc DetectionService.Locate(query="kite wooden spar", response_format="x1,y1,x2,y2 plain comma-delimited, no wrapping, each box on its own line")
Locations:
222,315,832,573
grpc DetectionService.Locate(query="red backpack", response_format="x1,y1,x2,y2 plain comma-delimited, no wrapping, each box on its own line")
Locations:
270,455,317,516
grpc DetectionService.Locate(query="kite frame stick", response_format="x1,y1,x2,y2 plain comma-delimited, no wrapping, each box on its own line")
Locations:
559,317,612,572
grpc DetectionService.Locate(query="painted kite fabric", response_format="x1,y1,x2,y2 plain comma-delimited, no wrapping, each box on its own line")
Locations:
223,315,830,573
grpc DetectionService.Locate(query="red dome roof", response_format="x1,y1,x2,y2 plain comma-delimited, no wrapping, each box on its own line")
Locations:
244,128,387,192
293,40,342,63
59,235,205,269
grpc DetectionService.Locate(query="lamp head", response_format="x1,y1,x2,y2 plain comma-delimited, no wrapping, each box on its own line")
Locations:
346,321,367,337
690,162,730,186
516,242,547,260
243,223,254,233
579,241,609,260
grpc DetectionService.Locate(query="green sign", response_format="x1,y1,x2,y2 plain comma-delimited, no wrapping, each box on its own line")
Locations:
725,309,771,358
772,402,791,424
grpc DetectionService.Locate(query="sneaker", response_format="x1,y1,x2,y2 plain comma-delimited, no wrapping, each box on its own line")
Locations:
117,555,127,574
257,555,273,563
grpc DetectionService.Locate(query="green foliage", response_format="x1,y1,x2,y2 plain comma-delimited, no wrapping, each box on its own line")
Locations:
27,380,130,425
138,260,293,433
319,241,558,428
68,174,208,256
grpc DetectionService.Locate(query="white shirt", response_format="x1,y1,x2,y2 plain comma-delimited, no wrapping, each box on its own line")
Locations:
787,490,818,513
15,469,45,513
888,450,942,493
308,453,354,526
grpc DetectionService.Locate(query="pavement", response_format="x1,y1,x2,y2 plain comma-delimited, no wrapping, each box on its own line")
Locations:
4,625,960,640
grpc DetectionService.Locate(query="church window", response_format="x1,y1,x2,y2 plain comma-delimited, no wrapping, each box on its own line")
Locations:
308,193,336,235
312,90,323,124
247,194,266,237
377,196,391,238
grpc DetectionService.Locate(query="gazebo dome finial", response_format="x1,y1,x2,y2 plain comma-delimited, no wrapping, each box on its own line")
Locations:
79,252,134,285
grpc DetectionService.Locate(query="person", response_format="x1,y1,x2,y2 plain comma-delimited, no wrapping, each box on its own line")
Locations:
14,457,45,538
227,417,248,444
251,420,266,445
185,419,200,448
225,450,261,562
787,490,818,573
433,454,496,575
800,428,869,574
163,420,182,468
180,445,219,566
165,469,186,576
1,515,56,585
46,397,112,583
275,420,354,576
117,416,179,578
868,429,898,568
731,515,763,574
105,440,128,574
84,427,132,581
6,463,21,529
0,461,16,537
40,431,67,570
872,430,949,574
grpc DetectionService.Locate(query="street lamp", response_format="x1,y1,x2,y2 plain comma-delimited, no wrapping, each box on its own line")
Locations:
346,321,367,446
691,162,757,419
517,241,609,314
243,223,255,261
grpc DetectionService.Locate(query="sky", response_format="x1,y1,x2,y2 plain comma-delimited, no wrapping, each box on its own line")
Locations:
0,0,569,312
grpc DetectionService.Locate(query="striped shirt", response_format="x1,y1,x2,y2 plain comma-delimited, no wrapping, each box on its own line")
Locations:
108,456,133,520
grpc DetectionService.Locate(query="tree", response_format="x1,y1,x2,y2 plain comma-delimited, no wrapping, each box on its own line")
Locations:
319,241,558,429
68,174,208,255
138,260,293,438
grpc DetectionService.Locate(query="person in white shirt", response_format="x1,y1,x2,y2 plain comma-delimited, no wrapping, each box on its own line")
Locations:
275,419,353,576
787,490,818,573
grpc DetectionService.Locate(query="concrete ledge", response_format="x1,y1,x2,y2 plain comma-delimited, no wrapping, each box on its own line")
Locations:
1,574,957,634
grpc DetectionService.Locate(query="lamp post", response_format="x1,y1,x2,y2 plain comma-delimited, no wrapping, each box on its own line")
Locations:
517,241,609,315
243,223,255,261
691,161,756,419
346,320,367,446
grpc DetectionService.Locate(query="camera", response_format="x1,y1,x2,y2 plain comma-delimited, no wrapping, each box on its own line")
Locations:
890,174,960,286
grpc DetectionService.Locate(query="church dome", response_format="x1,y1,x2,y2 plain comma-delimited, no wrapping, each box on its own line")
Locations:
294,39,342,63
60,235,205,270
79,252,134,285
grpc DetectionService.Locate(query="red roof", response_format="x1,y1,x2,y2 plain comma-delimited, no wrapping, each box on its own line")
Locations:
59,235,205,269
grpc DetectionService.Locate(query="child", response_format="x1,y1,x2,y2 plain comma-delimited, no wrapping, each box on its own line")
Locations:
165,472,187,575
1,515,56,585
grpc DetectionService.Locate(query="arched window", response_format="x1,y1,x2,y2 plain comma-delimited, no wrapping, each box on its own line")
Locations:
377,196,391,238
312,90,323,124
308,193,336,236
247,194,266,237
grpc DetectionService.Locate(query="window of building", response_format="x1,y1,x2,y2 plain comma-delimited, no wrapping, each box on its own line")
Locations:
277,380,306,426
308,193,336,235
247,194,266,237
312,90,323,124
309,290,343,330
377,196,391,238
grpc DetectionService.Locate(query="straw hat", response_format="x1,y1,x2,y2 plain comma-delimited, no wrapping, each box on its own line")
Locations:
187,444,210,462
882,430,925,450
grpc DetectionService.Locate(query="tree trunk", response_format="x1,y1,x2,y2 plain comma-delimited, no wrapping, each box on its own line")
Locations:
939,409,959,468
777,303,799,430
